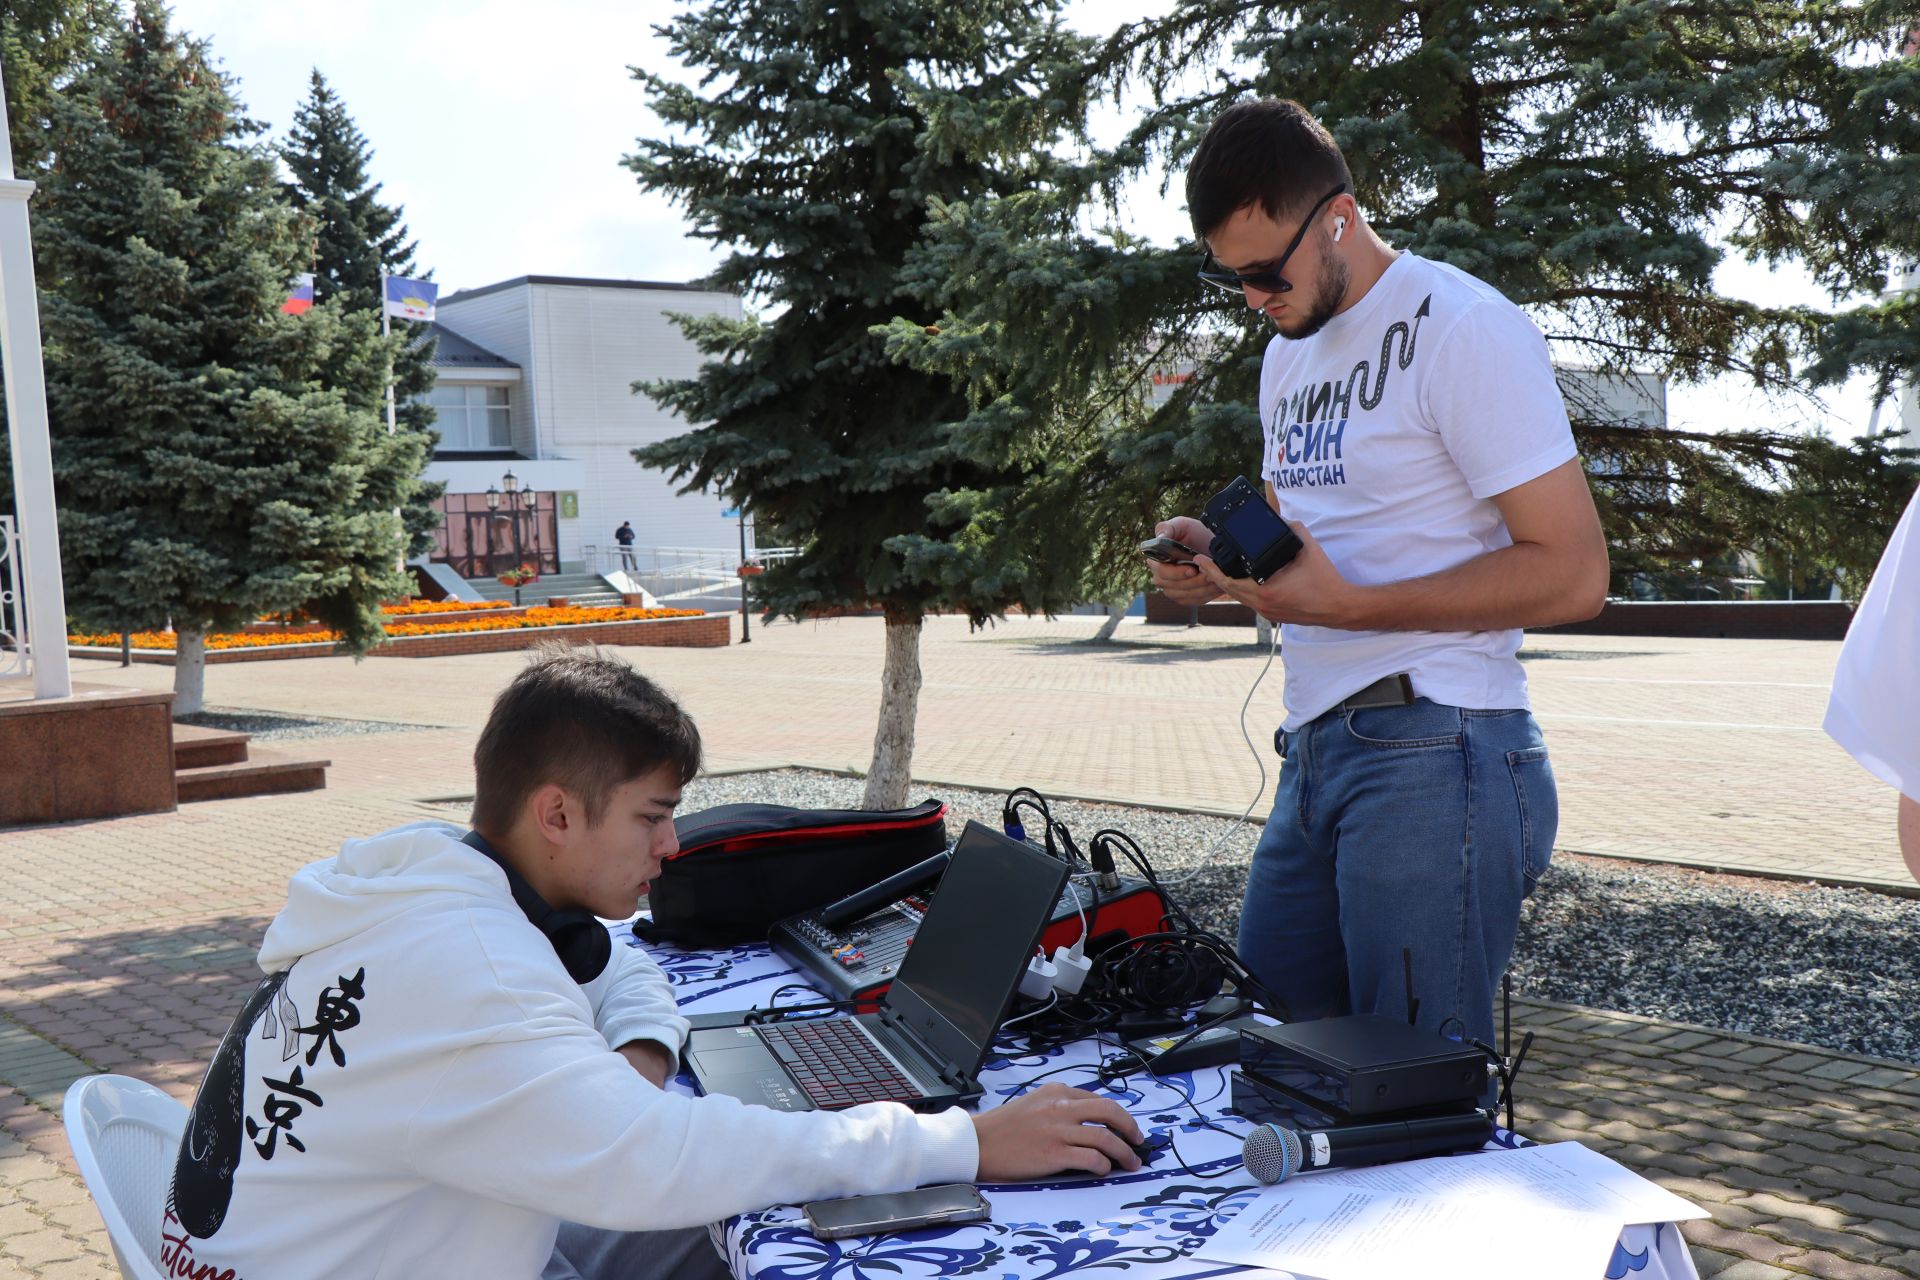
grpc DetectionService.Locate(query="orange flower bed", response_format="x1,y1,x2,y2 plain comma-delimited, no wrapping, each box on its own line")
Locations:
70,629,344,651
382,605,701,636
70,605,705,652
381,598,515,616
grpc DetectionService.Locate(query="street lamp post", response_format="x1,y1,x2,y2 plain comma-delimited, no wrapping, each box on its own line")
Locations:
489,471,539,605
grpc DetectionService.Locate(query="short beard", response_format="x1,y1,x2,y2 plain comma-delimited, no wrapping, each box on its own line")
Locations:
1274,234,1350,341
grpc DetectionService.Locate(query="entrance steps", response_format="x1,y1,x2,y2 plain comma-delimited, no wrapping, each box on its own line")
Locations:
171,723,329,803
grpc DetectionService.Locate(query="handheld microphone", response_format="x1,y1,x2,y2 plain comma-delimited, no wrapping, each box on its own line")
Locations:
816,852,949,928
1241,1110,1493,1185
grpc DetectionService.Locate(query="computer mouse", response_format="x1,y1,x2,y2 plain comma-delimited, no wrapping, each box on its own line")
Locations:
1130,1132,1172,1165
1042,1131,1170,1182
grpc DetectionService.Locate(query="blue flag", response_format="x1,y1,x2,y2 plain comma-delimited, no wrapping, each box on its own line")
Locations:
383,276,438,322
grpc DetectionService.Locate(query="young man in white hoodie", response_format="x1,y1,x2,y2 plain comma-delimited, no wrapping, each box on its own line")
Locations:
163,648,1142,1280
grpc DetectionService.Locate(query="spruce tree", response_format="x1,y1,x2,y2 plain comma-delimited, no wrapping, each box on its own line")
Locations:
628,0,1097,807
38,2,427,712
280,69,440,557
0,0,116,513
0,0,115,173
913,1,1920,597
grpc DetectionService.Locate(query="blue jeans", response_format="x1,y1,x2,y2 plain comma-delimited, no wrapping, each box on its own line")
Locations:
1236,698,1557,1052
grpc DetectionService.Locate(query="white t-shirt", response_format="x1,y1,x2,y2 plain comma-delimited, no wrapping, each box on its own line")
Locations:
1825,481,1920,797
1257,252,1578,729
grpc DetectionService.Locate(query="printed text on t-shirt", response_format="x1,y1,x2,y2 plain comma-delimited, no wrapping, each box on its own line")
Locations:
1268,294,1432,491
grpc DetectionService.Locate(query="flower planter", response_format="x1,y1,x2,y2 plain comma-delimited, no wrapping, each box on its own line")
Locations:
547,596,570,608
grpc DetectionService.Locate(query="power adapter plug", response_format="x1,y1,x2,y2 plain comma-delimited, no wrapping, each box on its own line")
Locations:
1018,954,1058,1001
1050,945,1092,996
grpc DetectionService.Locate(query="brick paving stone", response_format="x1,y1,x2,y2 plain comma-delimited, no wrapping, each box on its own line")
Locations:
22,1261,117,1280
1767,1145,1879,1179
1690,1249,1747,1278
0,1233,83,1268
1659,1031,1720,1051
1779,1253,1918,1280
1881,1164,1920,1194
1704,1164,1831,1197
1731,1192,1857,1232
1805,1059,1880,1083
1729,1046,1796,1066
1706,1264,1805,1280
1830,1195,1920,1234
1683,1221,1810,1267
1752,1220,1900,1261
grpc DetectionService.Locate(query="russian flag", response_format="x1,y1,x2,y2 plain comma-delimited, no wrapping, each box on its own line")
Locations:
382,275,438,322
281,273,315,315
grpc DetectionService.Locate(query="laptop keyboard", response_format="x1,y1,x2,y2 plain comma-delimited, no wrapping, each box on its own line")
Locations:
759,1018,923,1109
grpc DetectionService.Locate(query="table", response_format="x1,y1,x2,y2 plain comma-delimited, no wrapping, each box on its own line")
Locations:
628,927,1699,1280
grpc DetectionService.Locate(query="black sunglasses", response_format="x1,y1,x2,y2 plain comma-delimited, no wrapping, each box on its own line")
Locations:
1196,184,1348,296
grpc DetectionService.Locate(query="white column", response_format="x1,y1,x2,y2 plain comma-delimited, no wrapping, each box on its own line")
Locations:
0,81,74,699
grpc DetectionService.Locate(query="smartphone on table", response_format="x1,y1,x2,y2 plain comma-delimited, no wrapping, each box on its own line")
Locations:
801,1183,992,1240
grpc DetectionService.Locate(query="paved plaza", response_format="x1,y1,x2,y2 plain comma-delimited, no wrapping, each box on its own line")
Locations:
1,615,1915,1278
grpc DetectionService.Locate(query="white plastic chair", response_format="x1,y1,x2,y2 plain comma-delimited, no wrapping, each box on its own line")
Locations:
62,1074,184,1280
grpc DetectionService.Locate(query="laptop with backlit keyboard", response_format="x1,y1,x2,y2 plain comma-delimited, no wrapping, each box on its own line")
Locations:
684,821,1069,1112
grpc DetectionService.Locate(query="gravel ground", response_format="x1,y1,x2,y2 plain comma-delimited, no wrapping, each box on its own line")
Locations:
177,707,441,742
662,768,1920,1065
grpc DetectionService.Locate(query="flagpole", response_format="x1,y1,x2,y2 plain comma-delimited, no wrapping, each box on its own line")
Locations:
382,271,397,437
382,272,404,581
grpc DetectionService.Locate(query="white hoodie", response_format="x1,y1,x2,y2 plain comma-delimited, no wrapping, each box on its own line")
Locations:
161,822,978,1280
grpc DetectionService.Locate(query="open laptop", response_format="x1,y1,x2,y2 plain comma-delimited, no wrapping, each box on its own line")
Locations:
685,820,1069,1112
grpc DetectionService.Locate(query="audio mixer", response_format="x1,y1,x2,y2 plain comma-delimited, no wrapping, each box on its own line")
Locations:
769,848,1169,1010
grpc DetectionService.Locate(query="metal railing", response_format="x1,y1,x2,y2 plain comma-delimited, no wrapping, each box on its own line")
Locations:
0,516,28,680
580,543,801,606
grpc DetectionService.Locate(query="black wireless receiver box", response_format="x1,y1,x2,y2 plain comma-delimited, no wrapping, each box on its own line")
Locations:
1238,1015,1490,1119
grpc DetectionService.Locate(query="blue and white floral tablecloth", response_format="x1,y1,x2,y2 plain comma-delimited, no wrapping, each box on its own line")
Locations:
626,928,1698,1280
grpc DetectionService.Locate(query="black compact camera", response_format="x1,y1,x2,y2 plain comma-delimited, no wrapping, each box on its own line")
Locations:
1200,476,1302,583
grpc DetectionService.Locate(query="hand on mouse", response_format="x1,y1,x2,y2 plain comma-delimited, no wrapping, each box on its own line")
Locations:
971,1082,1144,1181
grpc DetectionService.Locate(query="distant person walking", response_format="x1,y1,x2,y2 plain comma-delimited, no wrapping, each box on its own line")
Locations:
614,521,637,571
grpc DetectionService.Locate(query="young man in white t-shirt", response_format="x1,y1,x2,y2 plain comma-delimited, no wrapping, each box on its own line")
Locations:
1149,100,1609,1049
1824,481,1920,882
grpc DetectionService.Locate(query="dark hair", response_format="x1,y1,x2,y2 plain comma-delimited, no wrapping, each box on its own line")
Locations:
1186,99,1353,240
471,644,702,834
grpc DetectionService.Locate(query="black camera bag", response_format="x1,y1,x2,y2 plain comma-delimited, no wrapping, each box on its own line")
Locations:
635,799,949,948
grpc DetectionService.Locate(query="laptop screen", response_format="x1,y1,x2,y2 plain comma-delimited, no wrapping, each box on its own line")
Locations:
884,821,1069,1074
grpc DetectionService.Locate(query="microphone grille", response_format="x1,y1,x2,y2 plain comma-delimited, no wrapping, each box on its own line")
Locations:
1242,1122,1303,1185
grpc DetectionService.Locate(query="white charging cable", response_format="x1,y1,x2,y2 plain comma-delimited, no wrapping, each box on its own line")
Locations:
1159,624,1280,886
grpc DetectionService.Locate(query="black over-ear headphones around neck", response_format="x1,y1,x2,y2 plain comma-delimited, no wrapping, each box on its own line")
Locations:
461,830,612,984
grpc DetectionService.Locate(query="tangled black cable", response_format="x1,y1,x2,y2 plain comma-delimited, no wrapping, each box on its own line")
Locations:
986,790,1290,1066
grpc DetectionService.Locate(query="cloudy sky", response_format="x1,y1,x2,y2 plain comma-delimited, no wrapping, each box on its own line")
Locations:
169,0,1893,439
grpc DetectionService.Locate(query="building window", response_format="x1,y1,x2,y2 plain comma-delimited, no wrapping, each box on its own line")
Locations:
426,383,511,451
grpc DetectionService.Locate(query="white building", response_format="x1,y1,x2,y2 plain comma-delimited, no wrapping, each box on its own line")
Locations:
414,275,743,586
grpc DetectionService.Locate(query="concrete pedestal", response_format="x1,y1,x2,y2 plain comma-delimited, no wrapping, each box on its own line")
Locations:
0,683,176,825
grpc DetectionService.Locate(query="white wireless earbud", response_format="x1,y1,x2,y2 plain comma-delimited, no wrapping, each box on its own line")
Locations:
1333,217,1346,242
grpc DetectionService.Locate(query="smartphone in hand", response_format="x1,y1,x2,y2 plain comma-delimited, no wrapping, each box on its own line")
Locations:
1139,536,1197,565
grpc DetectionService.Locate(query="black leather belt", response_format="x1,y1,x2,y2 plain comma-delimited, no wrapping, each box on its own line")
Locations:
1338,673,1417,710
